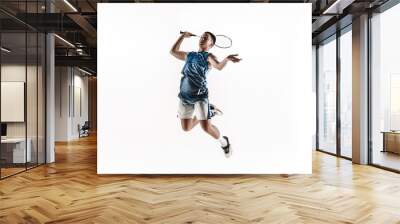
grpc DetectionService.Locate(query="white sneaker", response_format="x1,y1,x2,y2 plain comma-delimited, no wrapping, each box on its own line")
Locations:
210,104,223,117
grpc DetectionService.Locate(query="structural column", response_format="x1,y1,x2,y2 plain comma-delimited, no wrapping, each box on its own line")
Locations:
46,0,55,163
352,14,369,164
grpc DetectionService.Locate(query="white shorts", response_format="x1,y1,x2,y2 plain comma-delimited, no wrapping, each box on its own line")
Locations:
178,100,209,120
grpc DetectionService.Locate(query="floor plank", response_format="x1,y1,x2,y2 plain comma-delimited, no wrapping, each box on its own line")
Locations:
1,134,400,224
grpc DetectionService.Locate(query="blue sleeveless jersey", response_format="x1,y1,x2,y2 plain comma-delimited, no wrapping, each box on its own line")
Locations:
178,51,210,104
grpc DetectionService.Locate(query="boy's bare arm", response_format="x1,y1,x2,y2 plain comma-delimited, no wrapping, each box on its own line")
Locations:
170,32,193,61
208,53,241,71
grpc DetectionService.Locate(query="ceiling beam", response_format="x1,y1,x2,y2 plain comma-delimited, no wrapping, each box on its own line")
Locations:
55,55,96,69
67,13,97,40
322,0,356,14
312,15,335,33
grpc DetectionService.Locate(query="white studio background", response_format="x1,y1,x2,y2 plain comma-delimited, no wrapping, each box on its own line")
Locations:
98,3,312,174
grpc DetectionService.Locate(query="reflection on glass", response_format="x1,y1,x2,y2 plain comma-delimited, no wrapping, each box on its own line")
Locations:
340,30,352,158
318,37,337,154
371,4,400,171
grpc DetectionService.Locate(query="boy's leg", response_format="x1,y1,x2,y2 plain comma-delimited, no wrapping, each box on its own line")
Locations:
196,101,230,156
191,116,200,128
195,100,221,139
180,117,200,131
199,120,220,139
200,119,231,157
199,119,229,149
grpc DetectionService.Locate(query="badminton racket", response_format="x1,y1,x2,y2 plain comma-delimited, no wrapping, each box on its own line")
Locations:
180,31,232,49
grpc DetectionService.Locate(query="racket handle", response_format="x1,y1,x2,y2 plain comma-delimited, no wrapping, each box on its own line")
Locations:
180,31,196,36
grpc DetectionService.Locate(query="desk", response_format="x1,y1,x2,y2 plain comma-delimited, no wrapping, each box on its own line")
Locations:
381,131,400,154
1,138,31,163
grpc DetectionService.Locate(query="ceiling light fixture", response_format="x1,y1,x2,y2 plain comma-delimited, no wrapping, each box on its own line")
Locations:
54,34,75,48
63,0,78,12
78,67,93,76
1,47,11,53
323,0,354,15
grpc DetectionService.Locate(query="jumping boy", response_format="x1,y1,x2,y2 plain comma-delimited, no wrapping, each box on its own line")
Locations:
170,31,241,157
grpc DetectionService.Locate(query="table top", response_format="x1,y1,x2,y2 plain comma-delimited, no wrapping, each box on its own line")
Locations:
381,131,400,134
1,138,31,143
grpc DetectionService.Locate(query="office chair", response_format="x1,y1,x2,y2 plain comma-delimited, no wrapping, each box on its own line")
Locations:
79,121,90,138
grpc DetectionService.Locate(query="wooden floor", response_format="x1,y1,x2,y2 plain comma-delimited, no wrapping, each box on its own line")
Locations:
1,134,400,224
1,167,26,178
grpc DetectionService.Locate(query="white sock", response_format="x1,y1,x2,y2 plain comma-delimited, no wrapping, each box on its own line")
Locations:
218,136,228,147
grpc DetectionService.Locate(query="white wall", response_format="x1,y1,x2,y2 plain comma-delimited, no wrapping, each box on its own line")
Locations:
55,66,69,141
71,72,89,138
55,67,89,141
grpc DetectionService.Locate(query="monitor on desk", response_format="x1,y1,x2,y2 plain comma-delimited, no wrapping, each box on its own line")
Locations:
1,123,7,138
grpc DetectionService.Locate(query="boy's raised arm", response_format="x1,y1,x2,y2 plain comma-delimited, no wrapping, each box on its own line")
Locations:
170,31,193,61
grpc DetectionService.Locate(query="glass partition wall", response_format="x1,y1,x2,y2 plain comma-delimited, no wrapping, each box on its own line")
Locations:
316,27,352,159
370,3,400,172
0,31,27,177
0,3,46,179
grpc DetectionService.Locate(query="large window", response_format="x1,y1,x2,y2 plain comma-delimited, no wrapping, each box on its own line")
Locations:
317,27,353,159
371,3,400,171
318,36,337,154
339,28,352,158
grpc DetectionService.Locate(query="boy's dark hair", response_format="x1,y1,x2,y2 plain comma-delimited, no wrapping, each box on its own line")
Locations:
206,31,216,46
